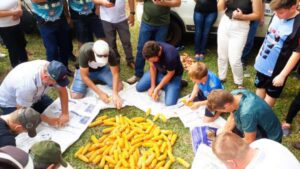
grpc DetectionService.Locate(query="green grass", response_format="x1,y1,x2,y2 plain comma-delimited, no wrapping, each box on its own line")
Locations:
0,20,299,168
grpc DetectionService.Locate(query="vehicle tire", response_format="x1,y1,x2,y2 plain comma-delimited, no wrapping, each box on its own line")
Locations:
166,19,182,47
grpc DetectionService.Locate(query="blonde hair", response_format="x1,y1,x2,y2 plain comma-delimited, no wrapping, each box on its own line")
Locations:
212,132,250,161
207,90,234,112
188,62,208,80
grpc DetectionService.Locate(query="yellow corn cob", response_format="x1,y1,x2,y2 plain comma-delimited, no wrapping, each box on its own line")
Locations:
160,142,167,153
98,135,107,142
164,159,175,169
89,151,99,162
131,117,146,123
82,143,91,155
78,154,89,163
171,134,178,145
102,127,115,134
176,157,190,168
155,161,165,169
130,155,135,169
153,113,160,121
96,115,108,121
99,157,106,168
92,155,102,165
146,108,151,116
74,146,84,158
167,150,175,161
150,159,158,168
145,153,155,166
91,135,99,144
105,156,116,165
88,120,102,127
159,114,167,123
121,157,129,168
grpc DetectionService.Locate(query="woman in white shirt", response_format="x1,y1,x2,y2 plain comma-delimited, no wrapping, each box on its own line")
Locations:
0,0,28,67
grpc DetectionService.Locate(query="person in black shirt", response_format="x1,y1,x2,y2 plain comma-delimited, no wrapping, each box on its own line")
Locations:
136,41,184,106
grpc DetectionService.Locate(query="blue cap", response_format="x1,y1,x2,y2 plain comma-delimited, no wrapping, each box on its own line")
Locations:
47,61,69,87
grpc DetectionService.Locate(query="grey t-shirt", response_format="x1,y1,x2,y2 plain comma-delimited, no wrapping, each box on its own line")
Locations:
77,42,119,72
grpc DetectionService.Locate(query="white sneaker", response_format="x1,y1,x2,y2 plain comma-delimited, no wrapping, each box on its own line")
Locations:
126,75,140,84
0,52,6,58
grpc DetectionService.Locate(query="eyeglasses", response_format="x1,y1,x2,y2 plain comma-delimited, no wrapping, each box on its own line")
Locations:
95,54,109,58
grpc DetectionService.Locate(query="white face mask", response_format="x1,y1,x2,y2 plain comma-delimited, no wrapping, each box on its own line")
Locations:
92,53,108,68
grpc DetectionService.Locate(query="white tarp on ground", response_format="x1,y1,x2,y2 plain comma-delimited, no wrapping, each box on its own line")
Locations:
16,83,226,167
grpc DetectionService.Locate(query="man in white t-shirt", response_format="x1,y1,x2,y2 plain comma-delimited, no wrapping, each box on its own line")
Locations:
94,0,135,68
212,132,300,169
0,60,70,127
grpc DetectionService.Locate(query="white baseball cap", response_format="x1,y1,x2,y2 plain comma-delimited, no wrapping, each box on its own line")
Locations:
93,40,109,63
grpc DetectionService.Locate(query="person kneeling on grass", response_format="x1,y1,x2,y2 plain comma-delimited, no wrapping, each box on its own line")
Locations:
207,89,282,144
136,41,187,106
185,62,224,122
0,107,41,147
212,132,300,169
70,40,123,109
0,60,70,127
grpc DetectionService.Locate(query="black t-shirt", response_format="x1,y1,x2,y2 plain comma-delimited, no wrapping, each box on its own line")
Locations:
194,0,217,13
225,0,253,19
75,42,119,72
154,42,183,76
0,118,16,148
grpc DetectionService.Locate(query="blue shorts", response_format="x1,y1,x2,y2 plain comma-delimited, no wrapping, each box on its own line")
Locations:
71,66,113,95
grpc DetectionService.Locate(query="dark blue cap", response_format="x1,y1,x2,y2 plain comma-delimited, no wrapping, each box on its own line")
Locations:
47,61,69,87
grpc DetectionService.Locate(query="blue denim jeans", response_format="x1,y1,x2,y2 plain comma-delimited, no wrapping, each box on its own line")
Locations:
241,20,259,64
0,95,53,115
134,21,169,77
38,18,72,67
136,71,182,106
71,66,113,95
194,12,217,55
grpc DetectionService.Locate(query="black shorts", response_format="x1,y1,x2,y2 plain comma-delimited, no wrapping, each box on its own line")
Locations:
254,71,285,98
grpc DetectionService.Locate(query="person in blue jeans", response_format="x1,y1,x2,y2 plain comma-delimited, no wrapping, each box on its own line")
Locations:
241,20,260,65
136,41,184,106
241,0,265,65
31,0,73,76
70,40,123,109
194,0,217,61
126,0,181,84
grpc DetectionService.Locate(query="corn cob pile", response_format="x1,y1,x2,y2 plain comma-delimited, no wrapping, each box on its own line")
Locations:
74,110,190,169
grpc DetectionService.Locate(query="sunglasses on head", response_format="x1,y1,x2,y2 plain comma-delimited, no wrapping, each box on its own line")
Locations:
96,54,109,58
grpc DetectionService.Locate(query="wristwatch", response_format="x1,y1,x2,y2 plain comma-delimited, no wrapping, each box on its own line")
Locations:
130,11,135,15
